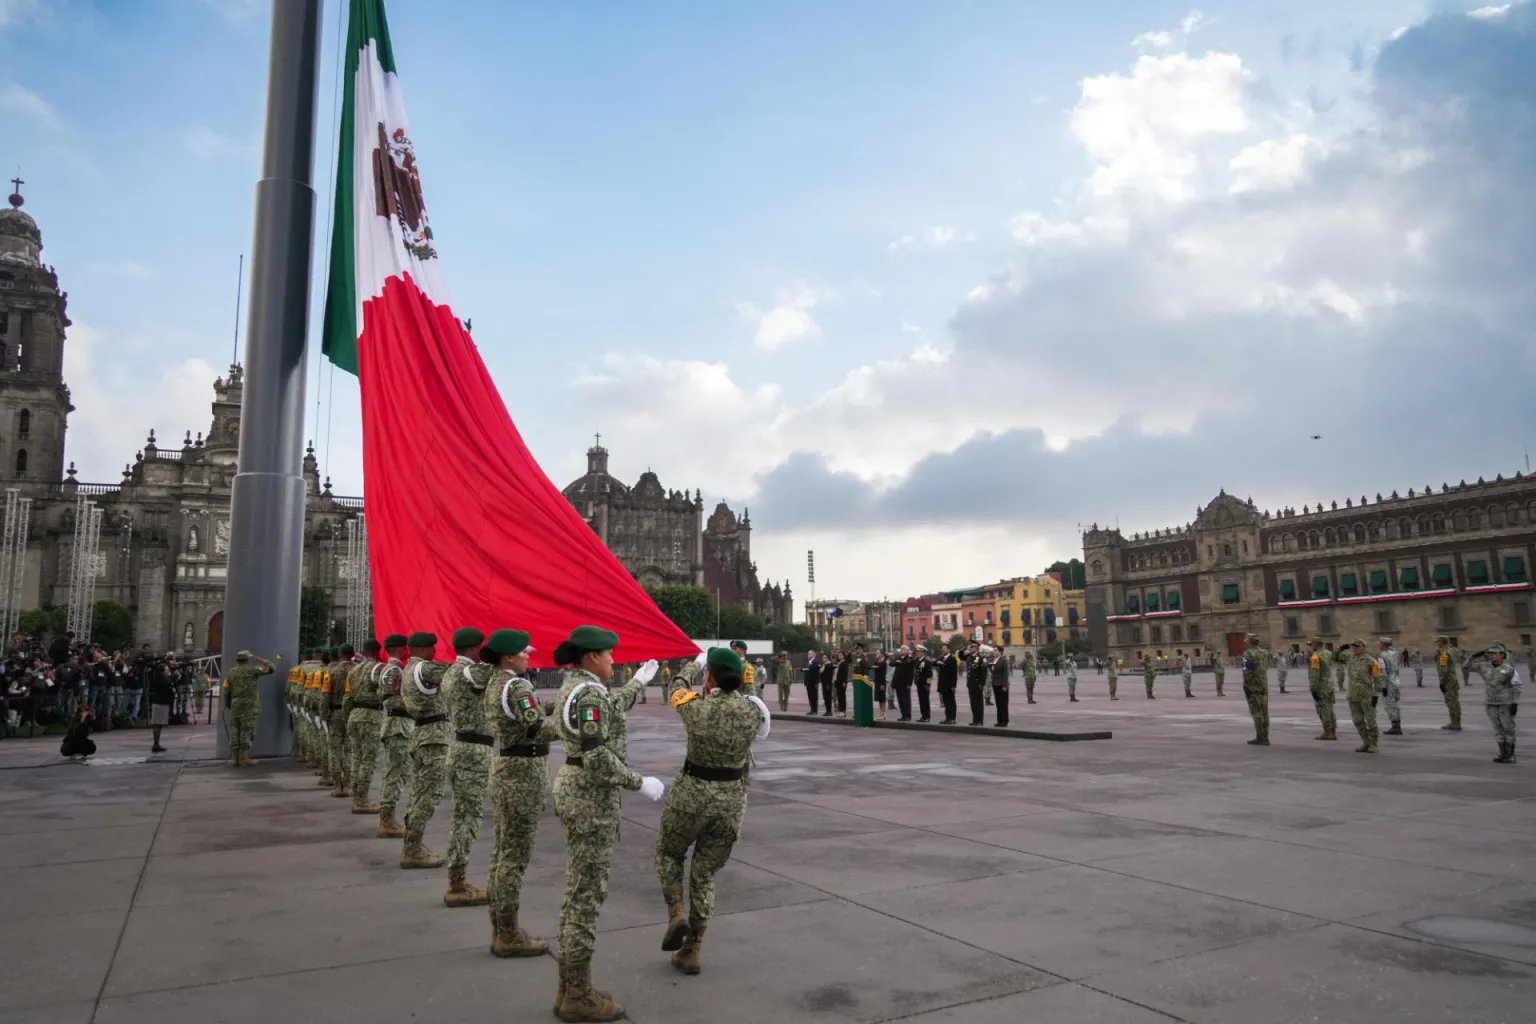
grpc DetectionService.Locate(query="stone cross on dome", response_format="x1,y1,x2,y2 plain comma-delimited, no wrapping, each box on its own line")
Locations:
7,172,22,209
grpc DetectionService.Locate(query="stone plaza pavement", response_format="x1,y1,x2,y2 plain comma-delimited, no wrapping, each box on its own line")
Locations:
2,670,1535,1023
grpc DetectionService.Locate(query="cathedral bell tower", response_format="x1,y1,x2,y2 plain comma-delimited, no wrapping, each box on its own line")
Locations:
0,179,73,484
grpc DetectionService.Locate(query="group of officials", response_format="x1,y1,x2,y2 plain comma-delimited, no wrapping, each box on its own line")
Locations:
224,629,769,1023
793,641,1022,727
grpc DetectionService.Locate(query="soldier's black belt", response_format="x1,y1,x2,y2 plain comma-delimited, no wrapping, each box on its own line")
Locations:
455,731,494,747
683,760,744,782
564,756,584,768
351,700,382,710
388,708,412,719
414,713,447,725
500,743,550,758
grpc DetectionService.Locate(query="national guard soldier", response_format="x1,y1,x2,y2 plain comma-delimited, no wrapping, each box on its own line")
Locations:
1211,650,1226,697
1344,639,1381,753
1378,637,1403,736
310,651,330,782
1276,649,1289,694
1106,656,1119,700
1467,643,1522,763
324,646,353,799
1065,655,1078,702
1307,638,1337,740
731,641,754,698
1179,649,1193,698
1414,649,1425,687
285,658,303,762
345,639,386,814
400,631,450,868
1333,644,1348,696
1241,635,1269,745
551,626,663,1023
483,628,555,958
222,650,273,766
1142,653,1156,699
657,646,765,976
444,627,496,907
1023,649,1038,704
377,634,413,838
1436,635,1463,731
774,650,794,712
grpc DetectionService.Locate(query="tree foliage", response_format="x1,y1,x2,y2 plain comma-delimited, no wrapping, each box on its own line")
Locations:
645,585,715,639
299,585,333,650
18,606,66,640
1044,559,1087,590
765,622,817,653
91,600,135,652
1036,636,1093,660
922,635,944,657
716,605,766,641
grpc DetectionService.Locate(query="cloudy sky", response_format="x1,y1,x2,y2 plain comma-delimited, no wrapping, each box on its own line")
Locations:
2,0,1532,606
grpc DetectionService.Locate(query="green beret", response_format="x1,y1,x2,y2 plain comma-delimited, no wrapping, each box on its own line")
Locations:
729,639,747,651
553,624,619,666
407,631,437,648
383,633,409,649
362,639,382,654
483,628,531,658
327,646,341,657
707,646,744,675
452,627,486,650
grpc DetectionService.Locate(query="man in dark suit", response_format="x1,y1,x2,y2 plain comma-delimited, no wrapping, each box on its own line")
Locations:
801,651,821,714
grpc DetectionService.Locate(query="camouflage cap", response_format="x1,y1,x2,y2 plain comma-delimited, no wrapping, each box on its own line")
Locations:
1377,636,1393,645
1308,636,1324,644
1487,642,1510,656
235,649,252,660
1351,637,1367,647
1435,634,1451,642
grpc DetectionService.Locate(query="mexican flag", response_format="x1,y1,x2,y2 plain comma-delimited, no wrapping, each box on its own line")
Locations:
318,0,697,667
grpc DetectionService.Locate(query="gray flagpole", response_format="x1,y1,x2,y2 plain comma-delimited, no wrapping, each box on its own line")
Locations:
219,0,324,759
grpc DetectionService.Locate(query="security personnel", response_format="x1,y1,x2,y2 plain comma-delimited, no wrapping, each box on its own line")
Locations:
1379,637,1403,736
1105,656,1118,700
1023,649,1039,703
1142,653,1156,699
345,640,386,814
773,650,794,712
1343,639,1380,754
376,634,412,838
443,627,496,907
730,640,754,697
1468,643,1521,763
1211,650,1226,697
324,646,353,799
222,650,274,766
1436,635,1463,731
1241,634,1269,745
400,631,450,868
1307,638,1336,740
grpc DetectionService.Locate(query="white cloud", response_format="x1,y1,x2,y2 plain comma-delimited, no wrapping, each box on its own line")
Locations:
0,82,59,130
1132,30,1175,50
887,225,974,252
1180,9,1214,35
63,325,221,483
1468,4,1513,18
1228,133,1329,193
0,0,40,32
1389,26,1409,40
184,125,257,164
900,321,923,334
736,285,823,351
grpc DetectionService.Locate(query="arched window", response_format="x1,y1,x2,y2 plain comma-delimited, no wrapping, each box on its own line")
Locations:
1491,505,1506,527
1309,531,1321,549
1354,525,1366,544
1467,508,1482,530
1385,520,1399,540
1222,543,1232,557
14,449,26,475
1432,514,1445,534
1368,521,1380,542
1416,516,1429,536
1284,534,1297,553
1452,510,1466,531
1270,537,1282,554
17,409,29,438
1324,528,1336,545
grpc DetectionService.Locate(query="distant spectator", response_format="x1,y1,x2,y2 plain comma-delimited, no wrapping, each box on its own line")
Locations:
49,630,75,667
147,662,175,753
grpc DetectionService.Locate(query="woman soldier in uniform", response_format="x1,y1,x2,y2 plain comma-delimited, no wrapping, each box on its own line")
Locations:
551,626,664,1023
656,646,768,975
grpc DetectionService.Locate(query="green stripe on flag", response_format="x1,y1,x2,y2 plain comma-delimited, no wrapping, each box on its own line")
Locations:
320,0,398,376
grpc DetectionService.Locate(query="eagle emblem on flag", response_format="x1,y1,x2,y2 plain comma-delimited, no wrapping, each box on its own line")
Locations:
372,122,436,261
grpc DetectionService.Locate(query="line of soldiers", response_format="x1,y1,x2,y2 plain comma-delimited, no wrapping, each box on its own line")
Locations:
1236,632,1520,761
270,626,766,1023
795,640,1022,726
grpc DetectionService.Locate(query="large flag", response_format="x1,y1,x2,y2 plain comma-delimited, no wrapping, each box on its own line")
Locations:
319,0,698,667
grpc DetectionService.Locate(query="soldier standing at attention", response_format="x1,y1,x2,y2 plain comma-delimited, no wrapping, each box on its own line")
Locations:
1179,649,1193,698
1023,649,1038,704
377,634,413,838
1211,650,1226,697
285,658,302,762
1436,635,1463,731
801,650,820,715
222,650,273,766
990,646,1012,724
1065,655,1078,702
345,639,386,814
1276,650,1289,695
325,646,353,799
888,646,913,721
774,650,794,712
872,648,889,719
1241,634,1270,745
1142,654,1156,699
400,631,451,869
657,647,765,976
1468,643,1521,763
1344,639,1381,754
313,650,334,785
551,626,664,1023
935,642,961,724
1106,656,1119,700
444,627,496,908
1379,637,1403,736
483,627,559,958
1413,649,1425,687
1307,638,1337,740
1333,645,1348,697
732,641,754,699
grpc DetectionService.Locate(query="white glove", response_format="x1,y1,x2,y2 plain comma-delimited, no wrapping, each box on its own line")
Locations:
694,651,708,671
633,660,659,686
639,776,665,802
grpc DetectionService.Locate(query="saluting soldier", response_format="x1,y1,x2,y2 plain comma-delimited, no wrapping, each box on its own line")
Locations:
345,639,386,814
483,628,556,958
657,647,766,976
1436,635,1463,731
1307,638,1337,741
935,642,961,724
400,631,450,869
1468,643,1521,763
551,626,663,1023
222,650,273,767
889,646,914,721
773,650,794,712
324,646,353,799
376,634,413,838
443,627,496,907
914,648,934,721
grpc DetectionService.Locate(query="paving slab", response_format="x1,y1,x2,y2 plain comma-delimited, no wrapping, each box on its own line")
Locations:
0,908,128,1012
896,983,1184,1023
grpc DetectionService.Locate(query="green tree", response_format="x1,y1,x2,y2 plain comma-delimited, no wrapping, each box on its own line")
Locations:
922,635,944,657
18,606,67,640
90,600,134,652
645,585,715,639
1044,559,1087,590
764,622,817,653
299,585,333,650
948,632,971,650
716,604,766,640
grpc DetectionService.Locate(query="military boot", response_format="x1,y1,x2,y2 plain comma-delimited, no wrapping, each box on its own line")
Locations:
1494,741,1514,764
376,805,407,838
671,919,706,975
552,959,570,1014
490,908,548,958
555,958,625,1023
1355,741,1370,752
316,771,332,786
1442,714,1462,731
400,831,443,869
444,865,488,907
1365,741,1379,754
1385,721,1403,736
351,793,380,815
661,884,691,952
331,781,350,798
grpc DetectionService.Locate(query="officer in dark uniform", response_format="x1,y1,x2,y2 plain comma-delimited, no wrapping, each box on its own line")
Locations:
833,650,851,717
889,646,914,721
935,643,961,724
964,642,989,725
915,649,934,722
819,654,836,716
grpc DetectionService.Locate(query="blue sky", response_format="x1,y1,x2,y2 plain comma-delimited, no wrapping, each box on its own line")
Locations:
2,0,1532,603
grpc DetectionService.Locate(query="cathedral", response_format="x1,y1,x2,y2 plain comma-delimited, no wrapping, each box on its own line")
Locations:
562,439,793,626
0,188,363,654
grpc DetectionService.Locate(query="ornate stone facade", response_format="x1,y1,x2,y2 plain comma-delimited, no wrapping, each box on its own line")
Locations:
0,194,363,653
562,440,791,624
1084,480,1536,665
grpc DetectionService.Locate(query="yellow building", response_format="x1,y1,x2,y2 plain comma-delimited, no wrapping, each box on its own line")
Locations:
988,574,1087,651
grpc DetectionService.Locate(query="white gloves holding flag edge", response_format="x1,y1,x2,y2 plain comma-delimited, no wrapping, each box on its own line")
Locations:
633,660,659,686
639,776,665,801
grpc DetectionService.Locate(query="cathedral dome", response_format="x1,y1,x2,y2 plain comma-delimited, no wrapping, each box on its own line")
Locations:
0,193,42,266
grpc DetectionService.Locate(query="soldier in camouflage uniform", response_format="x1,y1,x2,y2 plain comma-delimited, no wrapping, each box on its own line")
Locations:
311,652,333,784
1142,654,1156,699
222,650,273,766
345,639,385,814
1211,650,1225,697
1023,650,1038,704
1307,638,1337,740
1065,656,1078,702
1276,650,1289,694
1105,656,1118,699
324,646,354,799
483,628,555,958
1240,635,1269,745
1343,639,1381,753
774,650,793,712
731,640,754,698
400,631,450,869
1436,635,1463,731
1378,637,1403,736
551,626,664,1023
443,628,495,907
1179,650,1193,698
376,634,412,838
657,647,765,976
1468,643,1522,763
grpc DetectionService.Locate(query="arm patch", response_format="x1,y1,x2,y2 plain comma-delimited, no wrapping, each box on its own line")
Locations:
670,689,700,710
